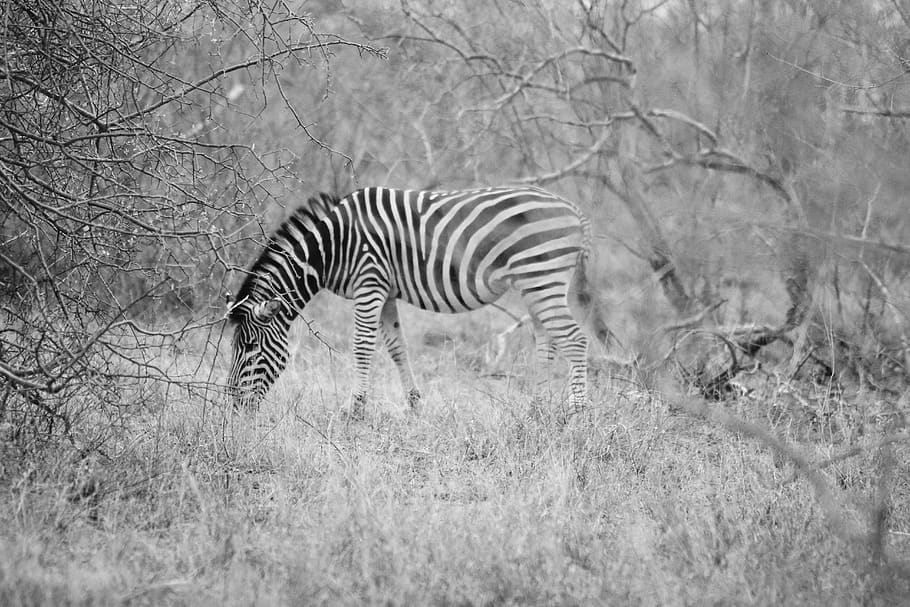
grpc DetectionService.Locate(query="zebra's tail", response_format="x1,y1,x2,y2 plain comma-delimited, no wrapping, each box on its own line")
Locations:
573,251,615,349
573,216,618,351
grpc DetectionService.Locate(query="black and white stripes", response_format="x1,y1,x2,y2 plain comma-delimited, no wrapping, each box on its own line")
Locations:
227,186,607,415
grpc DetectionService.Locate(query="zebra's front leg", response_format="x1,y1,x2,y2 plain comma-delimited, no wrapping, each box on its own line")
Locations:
379,299,421,413
349,290,385,419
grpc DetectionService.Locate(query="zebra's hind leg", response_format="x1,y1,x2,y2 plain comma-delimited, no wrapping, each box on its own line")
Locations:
379,299,421,413
520,284,589,417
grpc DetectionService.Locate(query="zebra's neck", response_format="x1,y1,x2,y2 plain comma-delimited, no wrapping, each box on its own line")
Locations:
315,206,356,296
248,225,328,316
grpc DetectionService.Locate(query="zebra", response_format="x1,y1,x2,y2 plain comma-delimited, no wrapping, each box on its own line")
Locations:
227,186,611,417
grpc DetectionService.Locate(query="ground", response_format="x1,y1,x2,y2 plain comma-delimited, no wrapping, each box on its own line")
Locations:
1,293,908,606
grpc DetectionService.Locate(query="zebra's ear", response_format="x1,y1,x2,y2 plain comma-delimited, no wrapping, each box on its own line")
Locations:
252,298,283,321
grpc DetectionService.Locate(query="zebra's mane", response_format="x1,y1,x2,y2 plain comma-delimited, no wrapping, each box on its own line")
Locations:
229,192,342,323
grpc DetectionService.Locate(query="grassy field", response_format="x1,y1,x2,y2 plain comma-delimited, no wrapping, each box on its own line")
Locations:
1,292,909,606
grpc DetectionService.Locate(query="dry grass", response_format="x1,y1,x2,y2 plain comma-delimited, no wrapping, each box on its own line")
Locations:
1,294,909,606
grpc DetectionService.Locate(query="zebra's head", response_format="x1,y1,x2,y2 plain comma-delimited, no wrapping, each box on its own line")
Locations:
227,295,292,410
225,195,335,409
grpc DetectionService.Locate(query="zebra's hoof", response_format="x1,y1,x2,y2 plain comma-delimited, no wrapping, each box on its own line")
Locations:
406,388,421,413
557,399,587,425
556,407,577,426
345,394,366,421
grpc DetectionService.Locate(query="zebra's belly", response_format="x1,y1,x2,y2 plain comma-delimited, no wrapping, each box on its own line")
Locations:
328,268,505,313
394,272,508,314
390,237,582,314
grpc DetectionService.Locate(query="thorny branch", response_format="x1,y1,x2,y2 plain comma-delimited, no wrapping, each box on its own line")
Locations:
0,0,382,441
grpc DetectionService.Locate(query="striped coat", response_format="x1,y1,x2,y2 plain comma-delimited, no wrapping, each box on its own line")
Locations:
228,186,609,416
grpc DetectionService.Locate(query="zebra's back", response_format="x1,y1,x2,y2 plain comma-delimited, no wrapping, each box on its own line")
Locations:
330,186,589,313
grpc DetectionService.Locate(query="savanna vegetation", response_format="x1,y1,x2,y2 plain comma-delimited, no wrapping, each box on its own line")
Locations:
1,0,909,604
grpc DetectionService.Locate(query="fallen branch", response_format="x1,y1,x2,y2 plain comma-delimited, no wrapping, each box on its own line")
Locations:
840,105,910,119
673,393,866,544
783,430,910,484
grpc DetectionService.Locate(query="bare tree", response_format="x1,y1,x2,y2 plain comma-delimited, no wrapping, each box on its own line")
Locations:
366,0,910,398
0,0,384,445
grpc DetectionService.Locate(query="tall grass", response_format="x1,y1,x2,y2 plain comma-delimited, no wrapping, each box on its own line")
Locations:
1,294,908,606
